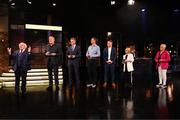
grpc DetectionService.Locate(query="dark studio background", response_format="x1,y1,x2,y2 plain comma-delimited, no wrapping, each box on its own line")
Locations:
0,0,180,70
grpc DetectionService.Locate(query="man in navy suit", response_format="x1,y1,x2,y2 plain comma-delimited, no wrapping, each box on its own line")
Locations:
7,42,31,96
103,40,116,89
66,37,81,90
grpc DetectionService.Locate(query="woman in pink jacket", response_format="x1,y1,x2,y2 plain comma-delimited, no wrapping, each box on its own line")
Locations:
155,44,171,89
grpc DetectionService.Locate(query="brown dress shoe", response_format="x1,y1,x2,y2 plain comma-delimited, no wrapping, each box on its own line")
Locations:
103,82,107,88
112,83,116,89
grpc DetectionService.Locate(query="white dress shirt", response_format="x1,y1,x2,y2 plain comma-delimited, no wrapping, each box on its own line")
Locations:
108,47,112,60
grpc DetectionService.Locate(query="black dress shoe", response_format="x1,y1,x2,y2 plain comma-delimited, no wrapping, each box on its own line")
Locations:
56,86,59,91
22,92,27,97
15,92,19,96
46,86,53,91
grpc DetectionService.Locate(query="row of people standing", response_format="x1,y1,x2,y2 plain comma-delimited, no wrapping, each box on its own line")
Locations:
7,35,170,96
65,37,134,90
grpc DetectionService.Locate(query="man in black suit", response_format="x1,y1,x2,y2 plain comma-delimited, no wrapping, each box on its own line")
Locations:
45,36,61,91
66,37,81,90
103,40,116,89
7,42,31,96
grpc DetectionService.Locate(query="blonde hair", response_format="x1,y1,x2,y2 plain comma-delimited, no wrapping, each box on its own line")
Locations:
125,47,131,53
160,44,166,48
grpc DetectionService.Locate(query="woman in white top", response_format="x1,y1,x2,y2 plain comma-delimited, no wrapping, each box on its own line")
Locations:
122,47,134,87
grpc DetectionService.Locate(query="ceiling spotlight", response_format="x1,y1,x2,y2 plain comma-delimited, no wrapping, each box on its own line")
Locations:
11,2,15,6
141,9,146,12
128,0,135,6
111,1,116,6
8,0,13,2
27,0,32,4
173,9,179,12
107,32,112,36
53,3,56,6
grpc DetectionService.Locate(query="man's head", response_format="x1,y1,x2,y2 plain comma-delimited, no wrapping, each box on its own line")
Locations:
70,37,76,46
48,36,55,45
125,47,131,54
107,40,113,48
91,37,97,45
19,42,27,50
160,44,166,52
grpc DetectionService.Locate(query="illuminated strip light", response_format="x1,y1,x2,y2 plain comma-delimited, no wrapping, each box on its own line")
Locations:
2,80,63,87
0,76,63,80
2,72,63,76
9,68,62,72
25,24,62,31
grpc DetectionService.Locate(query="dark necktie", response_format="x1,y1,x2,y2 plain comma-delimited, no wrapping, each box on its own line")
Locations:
18,50,23,66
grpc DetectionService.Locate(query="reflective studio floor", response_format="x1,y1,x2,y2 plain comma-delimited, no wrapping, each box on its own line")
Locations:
0,70,180,119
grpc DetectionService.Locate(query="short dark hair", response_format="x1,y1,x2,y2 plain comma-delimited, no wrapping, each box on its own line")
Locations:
91,37,98,42
49,35,55,38
107,39,113,43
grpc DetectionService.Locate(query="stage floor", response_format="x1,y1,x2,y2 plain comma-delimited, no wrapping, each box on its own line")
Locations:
0,73,180,119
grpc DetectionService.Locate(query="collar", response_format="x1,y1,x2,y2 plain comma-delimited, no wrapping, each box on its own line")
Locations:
19,49,25,53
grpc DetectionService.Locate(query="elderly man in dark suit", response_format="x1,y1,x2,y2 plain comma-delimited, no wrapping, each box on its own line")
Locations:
66,37,81,90
103,39,116,89
7,42,31,96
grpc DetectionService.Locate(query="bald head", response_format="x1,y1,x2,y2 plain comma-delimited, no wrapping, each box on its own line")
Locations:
160,44,166,52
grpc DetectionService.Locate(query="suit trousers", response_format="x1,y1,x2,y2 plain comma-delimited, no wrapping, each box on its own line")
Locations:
104,63,115,83
87,59,98,85
158,66,167,85
68,59,80,88
15,67,27,93
48,64,59,86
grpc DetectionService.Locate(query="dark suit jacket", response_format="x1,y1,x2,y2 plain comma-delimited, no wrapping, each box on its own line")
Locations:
103,47,116,64
10,50,31,71
66,45,81,61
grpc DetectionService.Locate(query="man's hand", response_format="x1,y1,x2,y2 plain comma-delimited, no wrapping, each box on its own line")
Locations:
72,55,75,58
45,51,50,56
28,46,31,53
87,55,91,59
51,53,57,56
106,60,113,64
68,55,72,58
7,48,11,55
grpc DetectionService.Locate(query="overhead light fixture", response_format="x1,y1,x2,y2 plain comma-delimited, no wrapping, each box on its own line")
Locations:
11,2,15,6
53,3,56,6
111,0,116,6
107,32,112,36
25,24,62,31
27,0,32,4
173,9,179,12
141,8,146,12
128,0,135,6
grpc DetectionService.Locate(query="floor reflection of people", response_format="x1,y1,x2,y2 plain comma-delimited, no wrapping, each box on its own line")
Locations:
157,88,169,119
64,86,78,106
122,88,134,119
